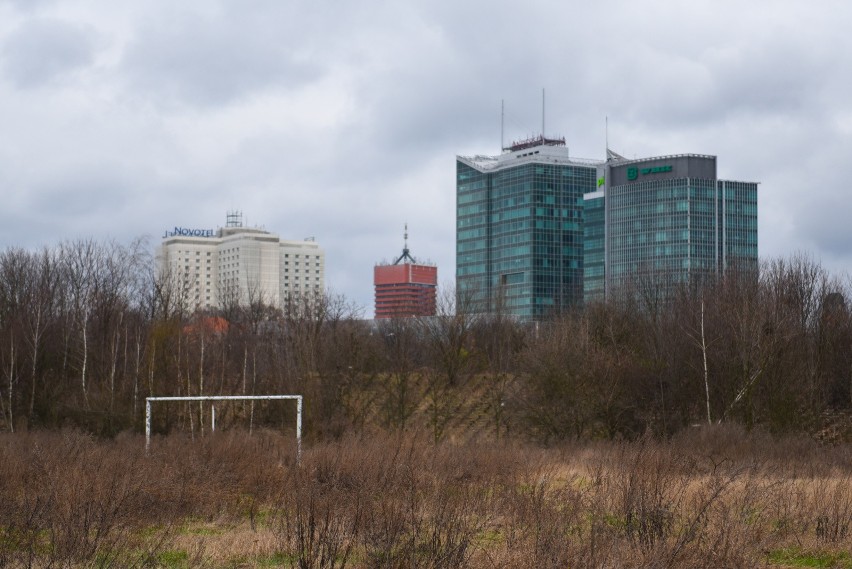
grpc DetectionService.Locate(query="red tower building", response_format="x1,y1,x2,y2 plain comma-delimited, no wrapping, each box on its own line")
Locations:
374,227,437,319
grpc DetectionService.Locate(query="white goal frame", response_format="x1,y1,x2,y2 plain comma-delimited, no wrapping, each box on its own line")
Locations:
145,395,303,460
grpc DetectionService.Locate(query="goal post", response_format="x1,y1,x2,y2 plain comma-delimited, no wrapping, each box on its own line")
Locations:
145,395,303,460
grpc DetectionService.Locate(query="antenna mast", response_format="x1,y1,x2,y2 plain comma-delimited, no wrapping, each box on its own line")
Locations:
501,99,504,152
226,209,243,228
542,88,546,137
393,223,416,265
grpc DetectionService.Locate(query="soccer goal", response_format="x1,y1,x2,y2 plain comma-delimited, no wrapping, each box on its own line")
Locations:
145,395,303,460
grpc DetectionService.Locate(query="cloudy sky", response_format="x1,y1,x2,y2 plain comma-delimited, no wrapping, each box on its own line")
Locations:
1,0,851,312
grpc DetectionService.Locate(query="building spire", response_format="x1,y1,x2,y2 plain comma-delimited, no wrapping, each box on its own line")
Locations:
393,223,417,265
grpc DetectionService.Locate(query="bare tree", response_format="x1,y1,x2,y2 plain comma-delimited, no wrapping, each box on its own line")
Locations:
0,249,29,431
472,290,525,442
676,292,716,425
419,285,478,442
59,240,100,405
30,250,59,416
377,317,420,431
521,313,597,441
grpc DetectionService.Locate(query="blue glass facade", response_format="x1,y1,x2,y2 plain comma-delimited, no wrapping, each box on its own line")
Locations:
456,150,596,320
584,154,758,301
582,192,606,303
458,149,758,314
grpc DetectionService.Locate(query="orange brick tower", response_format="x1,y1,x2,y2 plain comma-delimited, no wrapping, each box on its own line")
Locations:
374,225,437,319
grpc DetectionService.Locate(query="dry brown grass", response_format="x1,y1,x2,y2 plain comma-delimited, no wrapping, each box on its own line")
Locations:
1,425,851,568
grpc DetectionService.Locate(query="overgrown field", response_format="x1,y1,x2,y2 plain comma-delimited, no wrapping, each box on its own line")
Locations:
1,425,851,568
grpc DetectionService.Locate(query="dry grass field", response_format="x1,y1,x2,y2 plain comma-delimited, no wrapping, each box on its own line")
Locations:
1,425,851,568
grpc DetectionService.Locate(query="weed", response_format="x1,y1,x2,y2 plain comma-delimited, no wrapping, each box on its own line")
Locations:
1,428,851,568
767,547,852,568
158,548,190,568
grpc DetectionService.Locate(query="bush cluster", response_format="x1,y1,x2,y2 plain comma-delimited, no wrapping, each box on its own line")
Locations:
1,427,851,567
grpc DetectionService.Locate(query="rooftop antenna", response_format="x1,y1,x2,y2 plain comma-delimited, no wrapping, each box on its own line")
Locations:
226,209,243,228
606,115,609,153
542,88,546,138
501,99,504,152
393,223,417,265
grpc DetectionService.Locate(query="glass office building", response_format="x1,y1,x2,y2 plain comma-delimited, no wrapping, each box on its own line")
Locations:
582,191,606,301
584,154,758,302
456,137,599,320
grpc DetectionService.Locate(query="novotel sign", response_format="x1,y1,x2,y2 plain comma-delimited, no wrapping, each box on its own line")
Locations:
627,164,672,181
163,227,216,238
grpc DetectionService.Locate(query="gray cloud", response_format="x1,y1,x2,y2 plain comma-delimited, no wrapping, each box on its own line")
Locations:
1,17,97,88
121,4,326,108
1,0,852,310
1,0,57,13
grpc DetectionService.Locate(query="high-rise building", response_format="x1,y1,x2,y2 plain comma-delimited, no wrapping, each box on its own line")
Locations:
457,137,759,319
158,211,325,312
585,153,758,302
456,136,599,320
374,227,437,319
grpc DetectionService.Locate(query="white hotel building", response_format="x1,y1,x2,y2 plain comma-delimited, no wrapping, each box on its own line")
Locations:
158,212,325,312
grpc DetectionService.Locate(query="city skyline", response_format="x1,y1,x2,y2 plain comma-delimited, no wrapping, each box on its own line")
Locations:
1,1,851,313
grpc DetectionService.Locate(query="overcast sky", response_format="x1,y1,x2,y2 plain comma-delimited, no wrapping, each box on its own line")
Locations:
1,0,851,313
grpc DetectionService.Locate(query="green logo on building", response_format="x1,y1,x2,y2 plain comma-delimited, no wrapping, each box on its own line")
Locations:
597,176,605,187
641,165,672,175
627,164,672,182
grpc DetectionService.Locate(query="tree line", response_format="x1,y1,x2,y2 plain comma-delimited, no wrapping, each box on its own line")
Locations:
0,238,849,441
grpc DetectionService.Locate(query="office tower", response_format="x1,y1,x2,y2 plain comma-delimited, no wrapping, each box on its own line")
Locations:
585,153,758,302
374,227,437,319
456,136,599,320
159,211,325,312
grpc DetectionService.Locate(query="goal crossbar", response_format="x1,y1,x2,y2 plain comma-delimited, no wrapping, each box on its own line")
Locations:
145,395,303,460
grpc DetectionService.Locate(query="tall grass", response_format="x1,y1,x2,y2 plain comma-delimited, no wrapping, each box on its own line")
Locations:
1,425,850,567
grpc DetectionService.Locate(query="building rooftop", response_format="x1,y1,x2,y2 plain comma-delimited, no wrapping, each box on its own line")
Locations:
608,152,717,166
458,140,602,173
